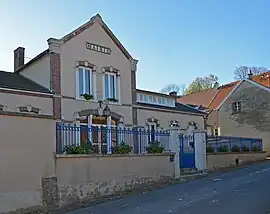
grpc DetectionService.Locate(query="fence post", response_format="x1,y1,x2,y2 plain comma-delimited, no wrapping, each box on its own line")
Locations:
167,128,180,179
193,131,207,171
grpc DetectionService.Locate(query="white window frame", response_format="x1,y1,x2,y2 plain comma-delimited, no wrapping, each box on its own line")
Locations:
212,127,220,136
232,101,241,113
103,72,120,103
76,67,95,100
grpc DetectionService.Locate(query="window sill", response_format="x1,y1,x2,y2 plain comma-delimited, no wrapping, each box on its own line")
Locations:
75,97,122,105
76,97,97,102
106,101,122,106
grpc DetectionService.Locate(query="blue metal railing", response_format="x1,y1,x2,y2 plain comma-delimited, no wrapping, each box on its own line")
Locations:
56,123,170,154
206,135,263,152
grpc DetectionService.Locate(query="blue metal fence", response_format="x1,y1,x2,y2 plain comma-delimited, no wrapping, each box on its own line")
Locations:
206,135,263,152
56,123,170,154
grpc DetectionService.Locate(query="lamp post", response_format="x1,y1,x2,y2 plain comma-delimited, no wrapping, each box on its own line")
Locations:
97,99,112,154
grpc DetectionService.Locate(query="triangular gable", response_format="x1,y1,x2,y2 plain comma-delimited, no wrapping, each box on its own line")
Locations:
216,79,270,110
61,14,133,60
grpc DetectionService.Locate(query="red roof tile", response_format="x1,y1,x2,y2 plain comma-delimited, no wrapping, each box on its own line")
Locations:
178,71,270,110
177,89,217,108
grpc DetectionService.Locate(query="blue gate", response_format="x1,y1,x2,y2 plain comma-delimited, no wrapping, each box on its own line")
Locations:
179,134,195,169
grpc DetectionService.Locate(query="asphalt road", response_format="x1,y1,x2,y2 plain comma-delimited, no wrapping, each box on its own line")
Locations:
67,161,270,214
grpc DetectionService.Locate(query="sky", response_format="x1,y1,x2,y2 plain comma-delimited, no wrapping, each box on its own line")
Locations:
1,0,270,93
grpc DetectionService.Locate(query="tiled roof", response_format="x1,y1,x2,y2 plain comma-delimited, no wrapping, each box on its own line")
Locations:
177,89,217,108
208,81,239,109
137,102,206,115
178,71,270,111
0,70,52,93
251,71,270,88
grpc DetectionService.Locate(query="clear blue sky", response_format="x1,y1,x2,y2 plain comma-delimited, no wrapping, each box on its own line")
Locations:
1,0,270,93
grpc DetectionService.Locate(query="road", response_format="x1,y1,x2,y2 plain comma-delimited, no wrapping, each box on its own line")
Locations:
67,161,270,214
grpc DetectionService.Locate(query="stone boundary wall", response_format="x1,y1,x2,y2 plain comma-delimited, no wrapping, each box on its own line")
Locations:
207,151,266,170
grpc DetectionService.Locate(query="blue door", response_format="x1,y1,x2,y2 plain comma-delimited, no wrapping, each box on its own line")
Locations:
179,134,195,168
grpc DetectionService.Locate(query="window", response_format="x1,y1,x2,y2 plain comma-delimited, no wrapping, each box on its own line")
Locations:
140,94,143,101
143,95,148,102
158,97,162,104
232,101,241,113
147,122,157,142
149,96,153,103
161,98,165,104
77,67,94,98
212,127,220,136
153,96,157,103
104,73,119,101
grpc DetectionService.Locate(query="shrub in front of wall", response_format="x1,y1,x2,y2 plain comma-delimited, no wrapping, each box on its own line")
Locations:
206,146,215,153
146,141,165,153
113,142,132,154
241,145,250,152
217,145,229,153
251,145,261,152
231,145,240,152
63,142,93,154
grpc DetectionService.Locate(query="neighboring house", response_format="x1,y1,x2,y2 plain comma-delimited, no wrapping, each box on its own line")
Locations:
178,72,270,136
10,14,205,145
0,70,53,116
216,78,270,151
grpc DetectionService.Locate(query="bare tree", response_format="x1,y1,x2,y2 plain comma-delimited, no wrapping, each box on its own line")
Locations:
160,84,183,94
233,66,268,80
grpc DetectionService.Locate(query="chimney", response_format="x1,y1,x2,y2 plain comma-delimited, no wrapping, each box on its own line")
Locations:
247,69,253,80
169,91,177,101
14,47,25,72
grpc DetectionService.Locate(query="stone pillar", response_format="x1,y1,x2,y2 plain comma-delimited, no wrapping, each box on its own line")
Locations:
107,116,112,154
167,128,180,178
131,59,139,153
41,176,58,208
194,131,207,171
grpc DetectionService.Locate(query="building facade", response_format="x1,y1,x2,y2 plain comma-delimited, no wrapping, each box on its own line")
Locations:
13,14,205,141
217,79,270,151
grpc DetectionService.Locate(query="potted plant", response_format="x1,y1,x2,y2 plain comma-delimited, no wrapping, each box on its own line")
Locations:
106,98,118,103
81,93,94,101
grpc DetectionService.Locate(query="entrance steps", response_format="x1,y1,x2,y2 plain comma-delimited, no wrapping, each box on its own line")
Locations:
180,168,207,176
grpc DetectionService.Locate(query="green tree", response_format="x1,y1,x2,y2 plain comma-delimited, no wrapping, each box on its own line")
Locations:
184,74,219,95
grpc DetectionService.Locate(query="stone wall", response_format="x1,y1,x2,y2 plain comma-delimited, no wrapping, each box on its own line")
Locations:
207,152,266,170
55,153,175,207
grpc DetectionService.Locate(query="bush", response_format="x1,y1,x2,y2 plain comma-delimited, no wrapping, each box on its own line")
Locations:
241,145,250,152
63,142,93,154
231,145,240,152
113,142,132,154
251,145,261,152
206,146,215,153
146,141,164,153
217,145,229,152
